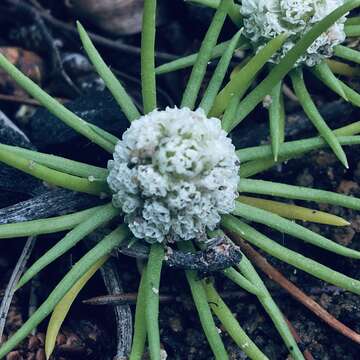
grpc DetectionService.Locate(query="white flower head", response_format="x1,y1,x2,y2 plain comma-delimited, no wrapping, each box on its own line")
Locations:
107,107,240,243
241,0,347,67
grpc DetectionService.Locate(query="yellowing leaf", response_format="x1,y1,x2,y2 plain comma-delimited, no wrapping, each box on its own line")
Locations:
238,195,350,226
45,255,109,359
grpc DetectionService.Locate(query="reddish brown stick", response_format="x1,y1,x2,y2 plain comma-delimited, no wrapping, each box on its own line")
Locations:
285,318,315,360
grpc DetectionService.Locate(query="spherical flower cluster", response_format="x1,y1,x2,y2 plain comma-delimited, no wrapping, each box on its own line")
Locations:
107,107,240,244
241,0,347,67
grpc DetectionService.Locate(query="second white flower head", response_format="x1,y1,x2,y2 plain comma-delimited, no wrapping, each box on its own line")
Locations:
241,0,347,67
107,107,240,244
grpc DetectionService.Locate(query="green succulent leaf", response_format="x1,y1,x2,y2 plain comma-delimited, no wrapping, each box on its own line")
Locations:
233,201,360,258
17,204,119,289
0,206,104,240
211,33,288,120
0,143,108,180
236,253,304,360
222,215,360,295
0,53,115,152
0,149,109,195
200,30,243,114
129,268,148,360
181,0,232,109
145,243,164,360
178,241,229,360
203,281,269,360
290,68,348,168
269,81,285,161
45,255,109,359
155,37,248,75
227,0,360,132
239,179,360,211
77,22,141,122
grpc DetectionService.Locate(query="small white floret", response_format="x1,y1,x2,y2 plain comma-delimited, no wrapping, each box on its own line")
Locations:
241,0,347,67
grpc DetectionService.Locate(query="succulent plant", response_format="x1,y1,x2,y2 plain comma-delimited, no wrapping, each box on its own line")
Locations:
0,0,360,359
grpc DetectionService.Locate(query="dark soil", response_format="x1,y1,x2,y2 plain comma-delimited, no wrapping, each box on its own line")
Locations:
0,1,360,359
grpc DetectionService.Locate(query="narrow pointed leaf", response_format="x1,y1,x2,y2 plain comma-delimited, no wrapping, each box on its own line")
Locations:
145,243,164,360
141,0,157,112
0,149,108,195
0,226,129,358
181,0,231,109
0,53,114,153
238,195,350,226
155,38,247,75
233,201,359,258
211,33,288,119
313,61,348,100
200,30,242,114
223,267,262,296
269,81,285,161
334,45,360,65
235,253,304,360
77,22,141,122
203,281,269,360
239,179,360,210
0,144,108,180
129,269,148,360
178,241,229,360
222,215,360,295
290,68,348,168
326,59,360,77
17,204,119,289
188,0,242,25
0,206,104,239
